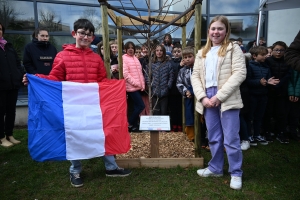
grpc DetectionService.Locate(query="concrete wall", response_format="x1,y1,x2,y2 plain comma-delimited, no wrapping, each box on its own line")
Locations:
16,107,28,126
268,8,300,47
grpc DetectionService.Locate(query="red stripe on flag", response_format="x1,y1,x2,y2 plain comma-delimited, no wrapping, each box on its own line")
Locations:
98,79,131,155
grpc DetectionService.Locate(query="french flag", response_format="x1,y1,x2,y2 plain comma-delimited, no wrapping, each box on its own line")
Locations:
27,74,131,162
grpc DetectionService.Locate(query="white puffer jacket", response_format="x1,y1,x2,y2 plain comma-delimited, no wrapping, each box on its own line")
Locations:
191,43,246,114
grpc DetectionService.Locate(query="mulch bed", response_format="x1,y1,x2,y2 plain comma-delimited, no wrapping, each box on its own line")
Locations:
116,131,195,158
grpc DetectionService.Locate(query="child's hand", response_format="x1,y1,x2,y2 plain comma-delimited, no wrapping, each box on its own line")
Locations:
267,77,280,85
180,59,185,67
210,95,221,107
201,97,213,108
260,77,267,86
186,90,192,98
289,96,299,102
22,74,29,86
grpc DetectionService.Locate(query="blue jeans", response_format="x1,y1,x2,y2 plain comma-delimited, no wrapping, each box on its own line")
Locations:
127,91,145,127
69,155,118,174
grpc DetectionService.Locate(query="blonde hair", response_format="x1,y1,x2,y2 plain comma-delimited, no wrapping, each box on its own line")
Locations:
202,15,231,58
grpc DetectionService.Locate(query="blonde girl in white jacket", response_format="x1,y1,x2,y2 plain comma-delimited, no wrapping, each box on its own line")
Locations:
191,15,246,190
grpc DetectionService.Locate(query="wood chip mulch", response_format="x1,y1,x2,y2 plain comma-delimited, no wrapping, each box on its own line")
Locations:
116,131,195,158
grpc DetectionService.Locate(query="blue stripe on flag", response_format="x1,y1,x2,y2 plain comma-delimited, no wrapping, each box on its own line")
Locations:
27,74,66,161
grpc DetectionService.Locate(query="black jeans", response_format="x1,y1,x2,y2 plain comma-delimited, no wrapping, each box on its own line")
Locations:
0,89,19,138
263,92,288,134
248,95,268,137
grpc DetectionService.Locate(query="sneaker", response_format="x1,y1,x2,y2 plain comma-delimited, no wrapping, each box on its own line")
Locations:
106,168,132,177
254,135,268,145
230,176,242,190
241,140,250,150
197,168,223,177
277,134,289,144
249,136,257,146
70,173,83,188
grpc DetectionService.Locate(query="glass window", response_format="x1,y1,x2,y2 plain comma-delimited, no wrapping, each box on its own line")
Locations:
0,1,35,31
210,0,260,14
50,35,78,52
37,3,102,34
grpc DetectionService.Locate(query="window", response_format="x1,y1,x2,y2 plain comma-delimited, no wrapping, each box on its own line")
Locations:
0,1,34,31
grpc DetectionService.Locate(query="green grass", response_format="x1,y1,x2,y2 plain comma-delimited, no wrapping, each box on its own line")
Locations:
1,130,300,200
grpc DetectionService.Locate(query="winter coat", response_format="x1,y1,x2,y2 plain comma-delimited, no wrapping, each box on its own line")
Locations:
123,54,145,92
288,70,300,97
145,59,174,98
285,30,300,72
0,42,24,90
23,38,57,75
191,43,246,114
177,66,194,97
265,56,291,96
37,44,107,83
246,60,271,95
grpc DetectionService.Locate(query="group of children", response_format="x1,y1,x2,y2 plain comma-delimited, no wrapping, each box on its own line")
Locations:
240,40,299,151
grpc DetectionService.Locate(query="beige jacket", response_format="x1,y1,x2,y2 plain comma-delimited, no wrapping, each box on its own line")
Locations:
191,43,246,114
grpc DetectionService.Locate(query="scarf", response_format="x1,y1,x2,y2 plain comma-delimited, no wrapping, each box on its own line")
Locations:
0,37,7,51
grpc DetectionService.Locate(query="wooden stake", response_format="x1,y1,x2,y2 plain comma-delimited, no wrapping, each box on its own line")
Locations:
150,131,159,158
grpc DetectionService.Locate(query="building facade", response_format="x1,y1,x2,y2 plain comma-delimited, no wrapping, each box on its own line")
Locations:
1,0,299,125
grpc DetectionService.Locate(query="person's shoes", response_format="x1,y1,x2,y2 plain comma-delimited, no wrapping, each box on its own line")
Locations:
0,137,13,148
249,136,257,146
8,136,21,144
70,173,83,188
254,135,268,145
197,168,223,177
277,134,289,144
241,140,250,150
128,126,139,133
106,168,132,177
230,176,242,190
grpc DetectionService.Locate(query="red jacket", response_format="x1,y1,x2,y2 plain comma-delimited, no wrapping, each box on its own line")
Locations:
37,44,107,83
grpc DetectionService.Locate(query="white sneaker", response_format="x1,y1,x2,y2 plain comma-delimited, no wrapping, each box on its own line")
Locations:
0,137,13,148
241,140,250,150
8,136,21,144
230,176,242,190
197,168,223,177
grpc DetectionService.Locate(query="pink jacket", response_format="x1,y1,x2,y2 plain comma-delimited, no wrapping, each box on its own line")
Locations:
122,54,145,92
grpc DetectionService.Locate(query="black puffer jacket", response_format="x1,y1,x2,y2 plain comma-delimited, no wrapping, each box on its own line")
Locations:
246,60,271,95
23,38,57,75
170,57,182,95
265,56,291,96
0,42,24,90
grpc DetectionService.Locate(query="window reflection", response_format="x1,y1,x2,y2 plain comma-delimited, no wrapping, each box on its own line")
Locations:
0,1,34,31
210,0,260,14
37,3,102,34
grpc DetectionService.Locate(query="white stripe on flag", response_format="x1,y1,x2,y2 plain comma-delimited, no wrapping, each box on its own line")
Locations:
62,82,105,160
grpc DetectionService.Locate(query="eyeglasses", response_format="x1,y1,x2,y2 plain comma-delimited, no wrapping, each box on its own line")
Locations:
76,31,93,38
273,49,285,53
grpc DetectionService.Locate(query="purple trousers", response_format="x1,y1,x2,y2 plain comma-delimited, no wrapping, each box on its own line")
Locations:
204,87,243,177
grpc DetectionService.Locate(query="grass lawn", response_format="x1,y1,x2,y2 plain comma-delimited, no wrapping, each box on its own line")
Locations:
1,129,300,200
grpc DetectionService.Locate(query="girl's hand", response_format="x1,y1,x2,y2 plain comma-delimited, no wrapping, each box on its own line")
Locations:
210,95,221,107
201,97,214,108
